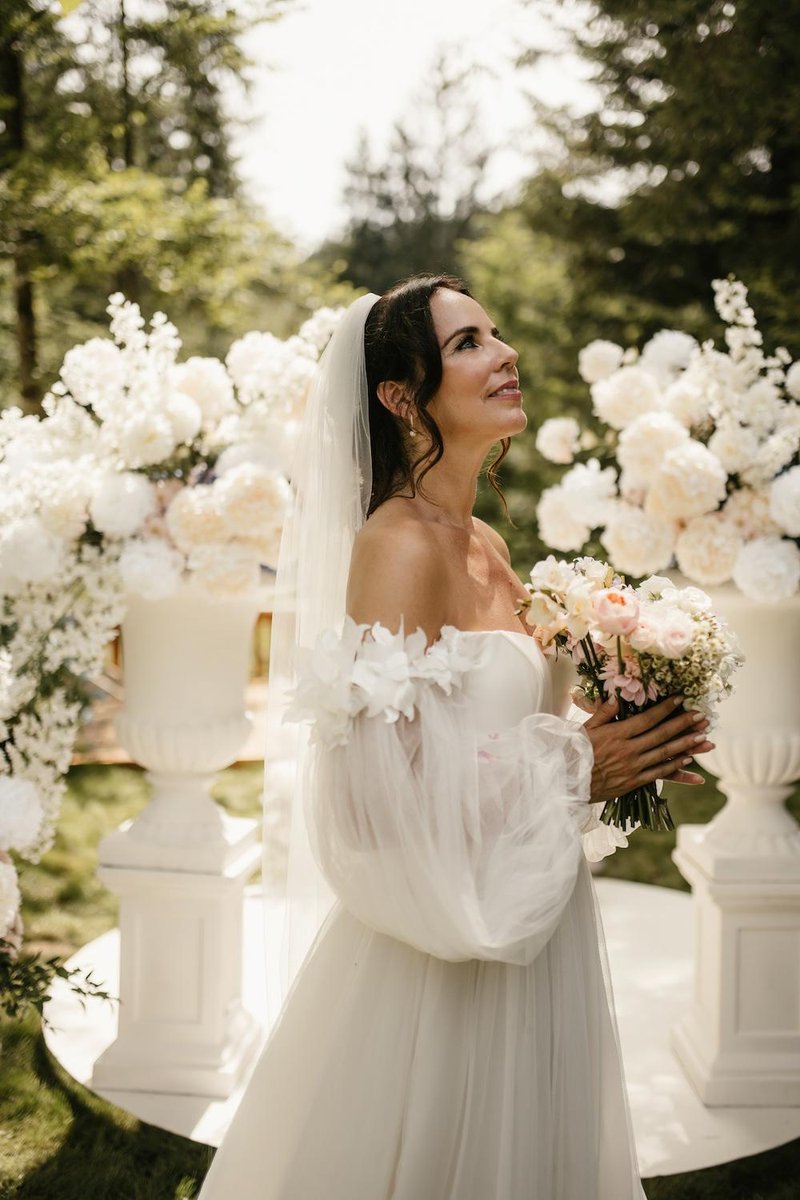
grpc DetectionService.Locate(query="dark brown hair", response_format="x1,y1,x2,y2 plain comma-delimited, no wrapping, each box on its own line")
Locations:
363,273,510,517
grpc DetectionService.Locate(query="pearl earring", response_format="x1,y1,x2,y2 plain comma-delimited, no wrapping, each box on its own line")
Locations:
408,416,417,438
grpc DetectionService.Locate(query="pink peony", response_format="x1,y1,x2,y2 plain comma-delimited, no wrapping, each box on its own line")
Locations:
591,588,640,636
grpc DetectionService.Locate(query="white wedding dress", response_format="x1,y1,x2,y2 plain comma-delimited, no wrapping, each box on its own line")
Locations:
198,628,646,1200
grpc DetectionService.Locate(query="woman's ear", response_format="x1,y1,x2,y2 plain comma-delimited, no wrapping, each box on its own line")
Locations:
376,380,409,419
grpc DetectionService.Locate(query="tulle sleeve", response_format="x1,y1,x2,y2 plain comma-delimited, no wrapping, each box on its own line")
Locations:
287,620,599,966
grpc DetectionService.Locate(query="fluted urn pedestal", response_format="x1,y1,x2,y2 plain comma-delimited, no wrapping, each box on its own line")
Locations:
93,587,263,1099
671,584,800,1105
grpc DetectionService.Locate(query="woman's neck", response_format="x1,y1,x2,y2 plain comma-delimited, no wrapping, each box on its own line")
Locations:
406,445,487,530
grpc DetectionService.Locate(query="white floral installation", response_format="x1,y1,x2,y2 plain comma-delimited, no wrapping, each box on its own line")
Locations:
534,278,800,602
0,294,344,963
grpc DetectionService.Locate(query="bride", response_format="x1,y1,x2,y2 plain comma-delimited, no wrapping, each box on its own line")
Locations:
198,274,713,1199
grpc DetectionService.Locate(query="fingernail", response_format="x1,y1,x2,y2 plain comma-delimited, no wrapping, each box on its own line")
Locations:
673,697,683,707
693,732,707,743
682,756,693,765
691,711,705,722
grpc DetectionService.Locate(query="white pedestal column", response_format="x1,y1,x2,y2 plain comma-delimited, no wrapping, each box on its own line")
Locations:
94,587,265,1098
671,584,800,1106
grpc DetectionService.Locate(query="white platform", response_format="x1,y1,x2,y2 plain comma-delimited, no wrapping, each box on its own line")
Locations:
43,878,800,1178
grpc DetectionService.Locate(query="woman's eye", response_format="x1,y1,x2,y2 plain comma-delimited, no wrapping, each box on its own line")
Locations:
456,335,478,350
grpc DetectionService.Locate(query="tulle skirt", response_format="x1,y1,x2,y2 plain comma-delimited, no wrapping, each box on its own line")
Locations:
198,859,646,1200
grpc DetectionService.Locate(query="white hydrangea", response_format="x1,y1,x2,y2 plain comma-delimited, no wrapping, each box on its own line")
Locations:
215,438,289,478
616,412,689,487
110,407,177,468
639,330,698,387
298,306,345,354
769,466,800,537
732,536,800,602
723,487,780,539
0,776,44,853
536,486,591,552
591,366,663,430
741,427,800,487
600,503,675,577
578,339,624,384
171,356,236,424
0,857,21,939
0,515,66,590
662,372,710,428
537,458,617,552
186,543,261,597
675,515,743,586
214,463,290,542
785,362,800,401
535,417,581,464
164,392,203,446
60,338,125,412
646,440,728,520
165,486,227,551
226,331,316,413
119,538,185,600
89,471,157,538
736,379,785,436
707,417,760,475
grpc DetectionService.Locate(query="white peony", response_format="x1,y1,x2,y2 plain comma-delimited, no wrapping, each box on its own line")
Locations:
113,408,177,468
591,365,663,430
733,536,800,602
646,440,728,520
119,538,185,600
578,340,624,384
186,543,261,597
707,417,760,475
171,357,236,424
535,417,581,464
89,472,157,538
723,487,780,539
536,486,590,552
536,459,616,553
639,330,698,387
165,486,227,551
662,372,710,428
215,438,290,478
165,392,203,445
0,776,44,853
60,338,125,412
785,362,800,401
737,379,784,435
675,514,743,586
600,503,675,577
769,466,800,537
214,463,290,542
741,427,800,487
616,412,689,487
0,857,21,939
0,516,66,588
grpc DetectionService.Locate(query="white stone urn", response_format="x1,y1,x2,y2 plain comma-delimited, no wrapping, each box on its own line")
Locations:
94,584,264,1099
671,580,800,1106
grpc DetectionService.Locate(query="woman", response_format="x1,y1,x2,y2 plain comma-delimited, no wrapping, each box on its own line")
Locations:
198,274,712,1199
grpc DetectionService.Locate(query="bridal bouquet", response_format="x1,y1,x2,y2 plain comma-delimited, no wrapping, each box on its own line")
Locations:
520,556,743,832
534,278,800,601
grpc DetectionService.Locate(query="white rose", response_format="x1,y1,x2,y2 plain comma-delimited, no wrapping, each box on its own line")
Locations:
785,362,800,401
0,515,65,587
769,466,800,537
591,366,663,430
732,536,800,602
89,471,157,538
0,857,20,940
707,417,760,475
534,416,581,464
186,543,261,597
600,503,675,577
0,777,44,852
675,514,743,585
213,464,290,542
630,606,694,658
119,538,185,600
616,412,689,487
639,330,698,387
165,486,228,551
165,392,203,445
529,554,576,594
536,486,590,552
578,340,624,385
646,440,728,520
171,357,236,423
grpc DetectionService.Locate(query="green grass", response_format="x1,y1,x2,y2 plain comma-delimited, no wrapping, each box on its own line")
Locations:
2,763,800,1197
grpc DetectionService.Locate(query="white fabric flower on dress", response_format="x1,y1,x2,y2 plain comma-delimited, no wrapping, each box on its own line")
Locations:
535,417,581,464
732,536,800,602
590,366,662,430
89,471,157,538
769,466,800,537
0,776,44,853
578,340,624,384
675,515,743,586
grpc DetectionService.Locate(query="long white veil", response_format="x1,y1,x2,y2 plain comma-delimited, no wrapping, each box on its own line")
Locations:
263,291,380,1018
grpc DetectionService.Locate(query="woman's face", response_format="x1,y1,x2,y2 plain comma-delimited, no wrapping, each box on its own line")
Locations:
426,288,526,447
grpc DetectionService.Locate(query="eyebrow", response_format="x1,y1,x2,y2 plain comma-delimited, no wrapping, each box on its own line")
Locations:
440,324,501,350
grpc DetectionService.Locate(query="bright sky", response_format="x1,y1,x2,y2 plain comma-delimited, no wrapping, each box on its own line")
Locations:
232,0,596,249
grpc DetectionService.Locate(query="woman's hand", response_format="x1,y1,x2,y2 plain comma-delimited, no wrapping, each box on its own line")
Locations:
575,691,714,803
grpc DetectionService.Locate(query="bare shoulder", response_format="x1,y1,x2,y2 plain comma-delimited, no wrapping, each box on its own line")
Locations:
347,503,447,640
473,516,511,563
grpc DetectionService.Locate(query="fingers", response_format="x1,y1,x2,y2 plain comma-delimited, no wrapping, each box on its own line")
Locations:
639,728,715,768
583,696,618,729
569,689,595,715
633,709,709,754
615,694,684,737
669,769,705,786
